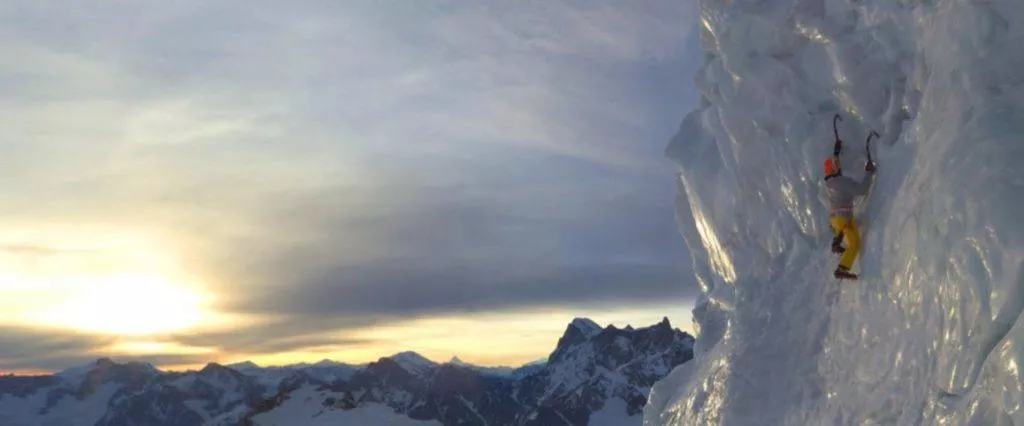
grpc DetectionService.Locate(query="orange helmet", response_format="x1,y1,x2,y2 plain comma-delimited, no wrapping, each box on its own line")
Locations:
824,157,840,176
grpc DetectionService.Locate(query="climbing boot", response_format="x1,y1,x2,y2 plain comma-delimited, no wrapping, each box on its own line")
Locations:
834,266,858,280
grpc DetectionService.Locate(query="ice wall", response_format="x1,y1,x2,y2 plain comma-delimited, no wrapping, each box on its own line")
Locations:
646,0,1024,424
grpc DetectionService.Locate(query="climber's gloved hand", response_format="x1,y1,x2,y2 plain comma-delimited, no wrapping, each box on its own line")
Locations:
865,161,876,172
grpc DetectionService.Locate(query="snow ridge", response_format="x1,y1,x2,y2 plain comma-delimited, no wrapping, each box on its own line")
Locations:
391,351,440,377
446,357,520,377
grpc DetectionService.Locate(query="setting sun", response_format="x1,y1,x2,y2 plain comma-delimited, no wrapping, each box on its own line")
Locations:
0,227,229,338
32,273,210,335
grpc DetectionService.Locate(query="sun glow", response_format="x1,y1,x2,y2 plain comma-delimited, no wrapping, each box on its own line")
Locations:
0,227,228,337
31,272,211,335
109,339,216,355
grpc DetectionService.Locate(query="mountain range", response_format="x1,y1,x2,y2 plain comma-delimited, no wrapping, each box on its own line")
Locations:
0,318,694,425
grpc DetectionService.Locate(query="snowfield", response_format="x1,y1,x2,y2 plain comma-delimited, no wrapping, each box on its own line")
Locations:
0,383,120,426
250,385,441,426
645,0,1024,425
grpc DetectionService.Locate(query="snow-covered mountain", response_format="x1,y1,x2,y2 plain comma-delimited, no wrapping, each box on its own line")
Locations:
245,317,693,426
445,356,532,378
0,318,693,426
645,0,1024,425
227,359,361,395
0,358,162,426
513,318,694,425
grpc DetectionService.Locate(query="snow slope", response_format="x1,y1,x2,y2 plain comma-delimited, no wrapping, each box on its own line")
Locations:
589,398,633,426
0,383,120,426
646,0,1024,425
250,385,441,426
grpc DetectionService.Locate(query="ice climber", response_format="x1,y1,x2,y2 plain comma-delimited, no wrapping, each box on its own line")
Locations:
824,141,875,280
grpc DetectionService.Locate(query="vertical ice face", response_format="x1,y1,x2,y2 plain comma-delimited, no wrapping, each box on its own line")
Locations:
646,0,1024,425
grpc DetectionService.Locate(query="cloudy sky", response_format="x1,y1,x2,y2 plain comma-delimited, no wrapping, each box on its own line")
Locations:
0,1,701,372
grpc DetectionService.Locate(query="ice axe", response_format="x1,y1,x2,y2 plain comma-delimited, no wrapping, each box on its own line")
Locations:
866,130,879,168
832,114,842,156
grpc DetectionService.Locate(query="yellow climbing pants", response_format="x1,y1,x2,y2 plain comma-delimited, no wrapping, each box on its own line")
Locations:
830,216,861,270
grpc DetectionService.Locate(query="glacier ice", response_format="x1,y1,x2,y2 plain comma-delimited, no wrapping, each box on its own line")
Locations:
646,0,1024,425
